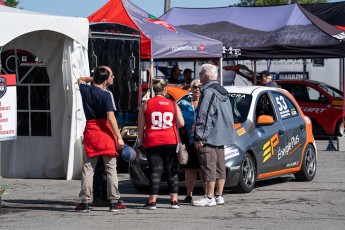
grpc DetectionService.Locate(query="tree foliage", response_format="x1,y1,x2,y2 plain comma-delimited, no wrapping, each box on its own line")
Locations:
235,0,327,6
4,0,20,8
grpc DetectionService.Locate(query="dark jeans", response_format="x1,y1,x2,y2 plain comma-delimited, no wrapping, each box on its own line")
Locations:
93,156,107,200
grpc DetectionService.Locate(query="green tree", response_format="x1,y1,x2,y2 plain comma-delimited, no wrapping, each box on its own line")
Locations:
235,0,327,6
4,0,20,8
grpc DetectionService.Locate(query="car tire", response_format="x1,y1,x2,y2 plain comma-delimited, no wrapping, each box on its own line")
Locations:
294,144,316,181
335,119,344,136
232,153,256,193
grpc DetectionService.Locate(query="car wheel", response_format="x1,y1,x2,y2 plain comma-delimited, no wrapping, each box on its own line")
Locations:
335,119,344,136
232,153,256,193
294,144,316,181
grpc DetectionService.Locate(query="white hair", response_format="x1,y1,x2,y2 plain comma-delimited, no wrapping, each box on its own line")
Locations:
190,79,200,87
200,64,218,81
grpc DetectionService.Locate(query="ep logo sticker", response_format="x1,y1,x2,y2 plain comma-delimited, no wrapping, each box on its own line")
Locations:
263,133,279,163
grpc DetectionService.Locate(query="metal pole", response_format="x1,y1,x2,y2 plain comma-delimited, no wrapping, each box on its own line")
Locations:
164,0,171,13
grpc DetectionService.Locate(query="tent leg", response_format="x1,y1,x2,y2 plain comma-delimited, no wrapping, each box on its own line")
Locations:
325,137,337,151
220,57,223,86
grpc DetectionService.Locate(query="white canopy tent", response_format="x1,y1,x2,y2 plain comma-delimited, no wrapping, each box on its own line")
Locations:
0,5,90,180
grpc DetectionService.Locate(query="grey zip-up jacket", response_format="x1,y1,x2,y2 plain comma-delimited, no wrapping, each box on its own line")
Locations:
194,81,235,146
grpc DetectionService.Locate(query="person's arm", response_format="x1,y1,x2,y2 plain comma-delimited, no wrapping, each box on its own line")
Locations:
137,102,147,148
193,90,213,148
176,105,185,128
77,77,93,87
107,111,124,150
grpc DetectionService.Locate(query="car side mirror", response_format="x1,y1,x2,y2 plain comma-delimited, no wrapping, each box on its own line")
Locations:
256,115,274,126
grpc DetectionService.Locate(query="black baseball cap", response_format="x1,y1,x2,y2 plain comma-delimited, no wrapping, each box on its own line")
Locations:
260,70,270,78
183,68,194,74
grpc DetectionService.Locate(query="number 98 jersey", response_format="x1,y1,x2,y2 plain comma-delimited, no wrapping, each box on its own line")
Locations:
143,96,178,148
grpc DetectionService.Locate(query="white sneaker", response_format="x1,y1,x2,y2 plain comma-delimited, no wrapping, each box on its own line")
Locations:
193,196,217,207
215,195,225,205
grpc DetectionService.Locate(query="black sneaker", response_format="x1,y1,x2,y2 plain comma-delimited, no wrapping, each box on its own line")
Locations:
170,200,180,209
109,200,127,212
182,196,193,204
92,198,109,207
143,201,157,210
74,203,90,213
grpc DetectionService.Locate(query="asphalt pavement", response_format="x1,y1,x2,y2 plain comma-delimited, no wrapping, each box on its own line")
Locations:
0,140,344,230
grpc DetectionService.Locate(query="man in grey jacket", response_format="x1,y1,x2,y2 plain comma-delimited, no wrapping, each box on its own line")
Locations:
193,64,235,207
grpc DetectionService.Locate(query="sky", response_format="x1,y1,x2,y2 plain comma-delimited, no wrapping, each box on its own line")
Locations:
17,0,238,18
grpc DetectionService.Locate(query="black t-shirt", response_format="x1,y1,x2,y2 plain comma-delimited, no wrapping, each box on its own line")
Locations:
79,83,116,120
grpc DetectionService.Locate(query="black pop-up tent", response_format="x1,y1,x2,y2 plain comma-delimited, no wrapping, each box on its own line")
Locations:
161,4,345,60
301,1,345,30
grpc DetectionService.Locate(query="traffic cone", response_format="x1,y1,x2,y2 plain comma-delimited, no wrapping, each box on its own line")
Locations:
325,137,337,151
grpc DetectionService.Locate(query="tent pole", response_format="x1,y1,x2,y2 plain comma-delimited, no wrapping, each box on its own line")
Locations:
150,58,153,98
253,60,257,85
303,59,307,80
342,58,345,134
0,46,2,177
220,57,223,86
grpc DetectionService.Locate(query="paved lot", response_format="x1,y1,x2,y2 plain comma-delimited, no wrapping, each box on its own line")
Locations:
0,140,345,230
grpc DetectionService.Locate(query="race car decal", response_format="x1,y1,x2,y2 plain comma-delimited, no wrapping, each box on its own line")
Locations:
263,133,279,163
286,161,300,168
225,148,240,160
237,127,246,136
332,100,343,106
275,95,291,118
301,107,327,114
278,135,301,160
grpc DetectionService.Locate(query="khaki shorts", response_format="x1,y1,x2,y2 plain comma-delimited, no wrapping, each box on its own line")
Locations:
198,145,226,182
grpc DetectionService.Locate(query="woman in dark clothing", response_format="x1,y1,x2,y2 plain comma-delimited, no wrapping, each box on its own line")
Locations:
137,77,184,210
178,80,205,203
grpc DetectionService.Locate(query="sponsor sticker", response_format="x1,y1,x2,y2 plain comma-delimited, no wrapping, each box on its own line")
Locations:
237,127,246,136
224,148,240,160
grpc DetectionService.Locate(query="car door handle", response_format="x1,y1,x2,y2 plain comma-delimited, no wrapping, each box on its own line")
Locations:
300,124,305,131
278,130,284,136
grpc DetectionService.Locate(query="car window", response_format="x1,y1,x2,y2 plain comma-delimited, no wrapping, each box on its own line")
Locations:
255,93,276,121
271,92,299,120
279,83,329,104
318,84,343,99
229,94,252,123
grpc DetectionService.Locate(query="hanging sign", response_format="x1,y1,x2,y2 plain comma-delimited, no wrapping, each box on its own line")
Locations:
0,74,17,141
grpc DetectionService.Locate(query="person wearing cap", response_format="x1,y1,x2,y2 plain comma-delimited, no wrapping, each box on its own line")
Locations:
75,66,125,213
168,65,182,84
260,70,278,87
183,68,194,85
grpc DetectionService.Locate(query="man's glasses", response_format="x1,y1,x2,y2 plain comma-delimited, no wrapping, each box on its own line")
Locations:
192,85,200,89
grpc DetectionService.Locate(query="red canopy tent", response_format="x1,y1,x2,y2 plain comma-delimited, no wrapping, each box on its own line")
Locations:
88,0,222,60
0,1,5,6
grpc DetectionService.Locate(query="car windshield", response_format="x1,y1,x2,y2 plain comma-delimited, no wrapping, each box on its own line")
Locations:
318,83,343,99
229,93,252,123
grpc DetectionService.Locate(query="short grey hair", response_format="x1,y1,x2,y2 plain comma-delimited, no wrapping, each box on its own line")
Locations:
200,64,218,81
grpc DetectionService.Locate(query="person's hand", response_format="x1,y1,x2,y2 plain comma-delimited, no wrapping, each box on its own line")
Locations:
117,138,125,150
194,140,203,149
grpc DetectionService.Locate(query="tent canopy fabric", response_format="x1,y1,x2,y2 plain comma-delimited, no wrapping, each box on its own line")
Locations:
0,5,90,180
161,4,345,60
301,2,345,30
88,0,223,59
0,6,88,48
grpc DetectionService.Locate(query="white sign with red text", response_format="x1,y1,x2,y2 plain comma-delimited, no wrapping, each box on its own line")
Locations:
0,74,17,141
